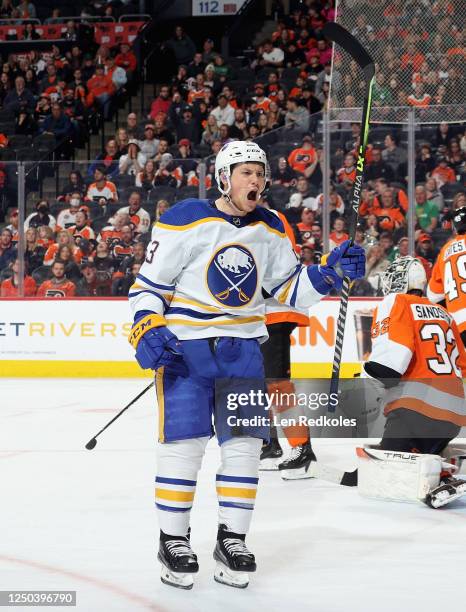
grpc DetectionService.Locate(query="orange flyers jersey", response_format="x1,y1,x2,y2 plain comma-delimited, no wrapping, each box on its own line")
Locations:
0,276,36,297
99,228,122,247
265,211,309,327
69,225,96,242
368,292,466,426
427,235,466,333
43,243,59,265
36,279,76,298
287,147,317,174
336,166,356,183
86,181,118,202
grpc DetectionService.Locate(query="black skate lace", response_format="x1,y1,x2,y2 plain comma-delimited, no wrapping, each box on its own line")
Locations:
165,539,193,558
223,538,250,557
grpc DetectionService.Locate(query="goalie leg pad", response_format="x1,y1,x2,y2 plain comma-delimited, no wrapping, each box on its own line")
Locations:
357,445,442,503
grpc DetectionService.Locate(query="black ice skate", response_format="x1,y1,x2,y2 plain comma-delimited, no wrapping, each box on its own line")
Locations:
425,477,466,509
278,442,316,480
213,524,256,588
259,440,283,471
158,530,199,590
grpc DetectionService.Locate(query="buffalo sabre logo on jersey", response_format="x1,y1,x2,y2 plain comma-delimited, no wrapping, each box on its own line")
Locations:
206,244,258,308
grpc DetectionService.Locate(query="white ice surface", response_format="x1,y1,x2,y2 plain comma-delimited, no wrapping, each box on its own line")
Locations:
1,378,465,612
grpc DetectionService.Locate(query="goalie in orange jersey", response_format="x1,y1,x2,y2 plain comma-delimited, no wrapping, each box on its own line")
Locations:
359,255,466,508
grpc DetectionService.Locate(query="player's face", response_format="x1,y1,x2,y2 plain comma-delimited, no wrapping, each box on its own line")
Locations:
229,163,266,214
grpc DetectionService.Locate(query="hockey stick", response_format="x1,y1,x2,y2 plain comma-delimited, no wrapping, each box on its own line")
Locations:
309,462,358,486
322,22,376,405
85,380,155,450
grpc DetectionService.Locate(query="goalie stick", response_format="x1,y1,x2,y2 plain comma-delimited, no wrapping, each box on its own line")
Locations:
322,22,376,404
309,462,358,486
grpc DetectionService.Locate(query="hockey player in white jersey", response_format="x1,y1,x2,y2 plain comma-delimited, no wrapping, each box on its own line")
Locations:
128,140,366,589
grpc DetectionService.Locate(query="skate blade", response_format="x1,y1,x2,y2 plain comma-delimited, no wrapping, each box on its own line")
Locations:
160,564,194,590
280,464,314,480
259,457,281,471
214,562,249,588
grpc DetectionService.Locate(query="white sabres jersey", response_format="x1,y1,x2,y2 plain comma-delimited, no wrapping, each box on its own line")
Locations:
128,199,325,341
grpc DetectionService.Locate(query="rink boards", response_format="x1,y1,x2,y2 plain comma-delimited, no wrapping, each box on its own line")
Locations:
0,298,381,378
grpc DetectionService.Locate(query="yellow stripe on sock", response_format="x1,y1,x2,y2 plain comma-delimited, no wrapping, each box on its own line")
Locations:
156,368,165,443
216,487,257,499
155,489,195,502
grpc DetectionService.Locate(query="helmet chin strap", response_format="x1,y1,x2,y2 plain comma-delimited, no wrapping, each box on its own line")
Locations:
219,170,264,216
222,192,247,215
219,172,246,216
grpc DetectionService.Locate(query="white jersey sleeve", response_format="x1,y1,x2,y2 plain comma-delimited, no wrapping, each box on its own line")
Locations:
262,225,325,310
128,222,190,318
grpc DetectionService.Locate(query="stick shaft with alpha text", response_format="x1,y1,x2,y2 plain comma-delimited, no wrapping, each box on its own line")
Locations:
323,22,376,402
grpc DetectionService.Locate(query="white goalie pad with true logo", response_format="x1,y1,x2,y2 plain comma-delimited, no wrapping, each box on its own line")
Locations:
357,445,443,503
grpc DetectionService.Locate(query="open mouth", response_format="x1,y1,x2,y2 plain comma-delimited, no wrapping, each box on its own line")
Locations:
247,190,258,202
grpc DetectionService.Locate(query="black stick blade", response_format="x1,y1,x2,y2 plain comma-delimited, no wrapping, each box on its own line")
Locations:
323,22,375,74
85,438,97,450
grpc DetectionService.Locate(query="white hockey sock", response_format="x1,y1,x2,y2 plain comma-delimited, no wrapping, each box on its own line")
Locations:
155,437,209,536
216,437,262,534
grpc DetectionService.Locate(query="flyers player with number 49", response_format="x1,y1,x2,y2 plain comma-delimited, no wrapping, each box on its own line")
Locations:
127,140,366,589
428,206,466,348
359,255,466,509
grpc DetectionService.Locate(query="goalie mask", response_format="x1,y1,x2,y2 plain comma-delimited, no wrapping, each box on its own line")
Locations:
215,140,270,197
381,256,427,296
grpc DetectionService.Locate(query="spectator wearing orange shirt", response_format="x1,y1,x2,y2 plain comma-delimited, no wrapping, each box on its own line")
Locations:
329,217,349,250
43,230,76,265
0,258,36,297
36,259,76,298
187,74,208,105
373,177,408,214
98,211,131,249
359,186,380,218
336,153,357,184
373,189,406,232
296,207,315,246
86,166,118,206
68,211,96,244
86,65,115,120
288,75,306,99
288,135,317,177
431,157,457,187
407,82,431,107
252,83,271,112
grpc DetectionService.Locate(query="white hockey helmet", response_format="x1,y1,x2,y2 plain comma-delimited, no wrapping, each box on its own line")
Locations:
381,256,427,296
214,140,270,196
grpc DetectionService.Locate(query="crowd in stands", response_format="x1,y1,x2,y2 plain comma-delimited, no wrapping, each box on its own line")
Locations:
0,0,465,298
